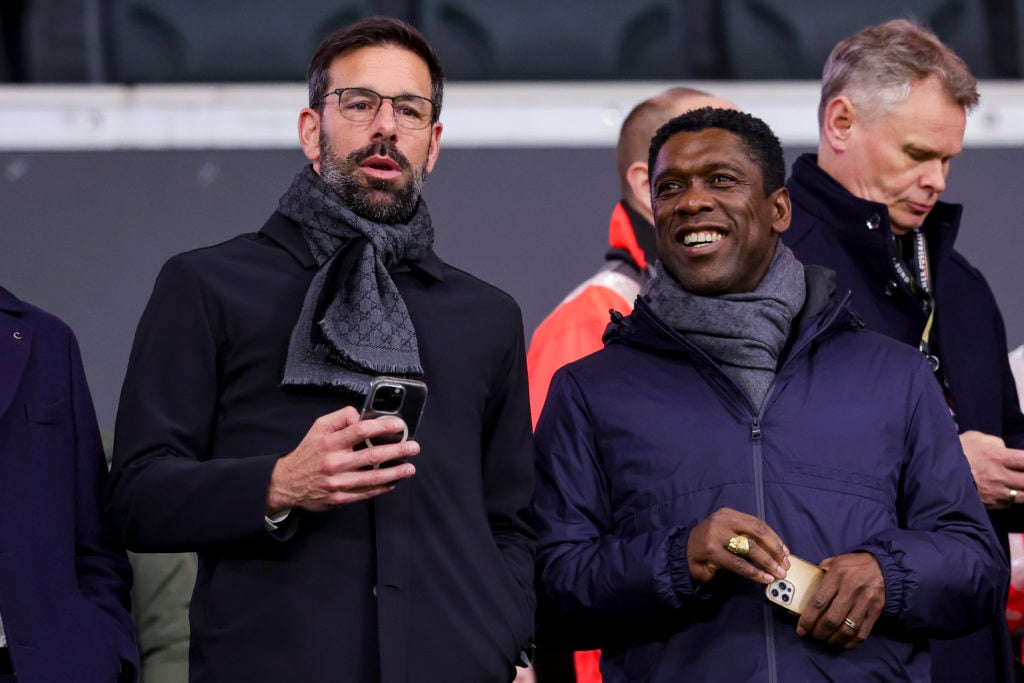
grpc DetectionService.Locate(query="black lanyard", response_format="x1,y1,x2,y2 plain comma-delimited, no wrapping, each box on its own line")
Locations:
891,230,940,372
891,230,957,419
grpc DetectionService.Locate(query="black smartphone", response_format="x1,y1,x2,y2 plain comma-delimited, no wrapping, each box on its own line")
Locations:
359,376,428,452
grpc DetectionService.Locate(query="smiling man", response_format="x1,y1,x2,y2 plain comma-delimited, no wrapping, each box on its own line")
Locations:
107,17,535,683
531,107,1005,682
782,19,1024,682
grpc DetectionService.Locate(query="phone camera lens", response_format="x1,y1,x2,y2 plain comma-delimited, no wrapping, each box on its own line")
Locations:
371,385,405,413
778,582,788,590
770,589,779,597
781,594,790,603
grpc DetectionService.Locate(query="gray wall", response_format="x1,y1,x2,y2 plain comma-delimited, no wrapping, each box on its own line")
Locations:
1,146,1020,430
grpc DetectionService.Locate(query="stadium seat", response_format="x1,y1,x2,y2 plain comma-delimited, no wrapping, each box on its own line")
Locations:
717,0,1021,79
416,0,718,80
102,0,373,82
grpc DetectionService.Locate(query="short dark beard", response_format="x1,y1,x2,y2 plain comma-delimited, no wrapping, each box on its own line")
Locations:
319,133,426,225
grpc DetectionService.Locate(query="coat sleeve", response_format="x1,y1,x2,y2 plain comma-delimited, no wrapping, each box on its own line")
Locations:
68,330,140,680
480,309,538,652
106,256,284,552
856,358,1008,637
533,368,698,619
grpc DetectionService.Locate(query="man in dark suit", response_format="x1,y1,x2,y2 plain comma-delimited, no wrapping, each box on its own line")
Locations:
107,16,535,683
782,19,1023,683
0,286,137,682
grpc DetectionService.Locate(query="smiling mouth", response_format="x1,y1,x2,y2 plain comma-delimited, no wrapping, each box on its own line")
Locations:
682,230,724,248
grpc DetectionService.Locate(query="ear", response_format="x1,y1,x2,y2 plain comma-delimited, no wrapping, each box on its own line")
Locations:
424,121,443,174
821,96,856,153
298,107,322,170
625,160,653,217
769,186,792,235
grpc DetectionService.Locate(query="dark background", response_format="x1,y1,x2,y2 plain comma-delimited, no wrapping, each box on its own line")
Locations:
1,143,1020,430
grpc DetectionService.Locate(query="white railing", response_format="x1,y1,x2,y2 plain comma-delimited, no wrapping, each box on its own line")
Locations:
1,80,1021,150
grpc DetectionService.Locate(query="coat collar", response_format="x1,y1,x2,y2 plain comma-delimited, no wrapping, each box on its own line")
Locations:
0,287,31,418
607,201,652,271
259,210,445,282
786,153,963,275
0,286,27,315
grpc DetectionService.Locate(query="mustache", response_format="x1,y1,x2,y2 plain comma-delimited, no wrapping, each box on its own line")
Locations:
349,140,411,171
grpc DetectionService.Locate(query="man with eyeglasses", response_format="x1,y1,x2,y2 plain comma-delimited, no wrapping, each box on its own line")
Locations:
107,16,536,683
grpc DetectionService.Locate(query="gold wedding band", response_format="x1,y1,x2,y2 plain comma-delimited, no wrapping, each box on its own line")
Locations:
1011,489,1019,504
726,535,751,557
843,617,859,631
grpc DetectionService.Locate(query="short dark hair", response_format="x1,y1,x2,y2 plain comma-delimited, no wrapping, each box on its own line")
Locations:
307,16,445,120
648,107,785,196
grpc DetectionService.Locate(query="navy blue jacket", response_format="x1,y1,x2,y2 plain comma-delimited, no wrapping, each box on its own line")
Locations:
533,268,1004,682
785,153,1023,682
0,287,137,682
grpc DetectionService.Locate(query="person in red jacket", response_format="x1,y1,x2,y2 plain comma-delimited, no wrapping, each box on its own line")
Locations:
526,88,735,683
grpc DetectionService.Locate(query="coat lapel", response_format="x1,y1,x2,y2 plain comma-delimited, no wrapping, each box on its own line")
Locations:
0,288,30,419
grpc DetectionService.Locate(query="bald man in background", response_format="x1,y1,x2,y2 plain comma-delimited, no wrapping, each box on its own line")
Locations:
526,87,735,683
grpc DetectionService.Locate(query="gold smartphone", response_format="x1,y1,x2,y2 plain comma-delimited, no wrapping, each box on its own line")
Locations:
765,555,826,615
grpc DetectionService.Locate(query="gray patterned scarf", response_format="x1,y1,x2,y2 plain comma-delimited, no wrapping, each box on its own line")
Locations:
278,165,433,393
643,243,806,408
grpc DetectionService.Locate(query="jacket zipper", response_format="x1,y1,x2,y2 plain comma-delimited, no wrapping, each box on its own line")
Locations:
754,293,851,683
638,294,853,681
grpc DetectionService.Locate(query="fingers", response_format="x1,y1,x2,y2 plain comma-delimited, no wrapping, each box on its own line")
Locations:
722,531,789,584
314,405,362,432
272,410,421,512
797,553,885,650
688,508,789,585
1005,447,1024,472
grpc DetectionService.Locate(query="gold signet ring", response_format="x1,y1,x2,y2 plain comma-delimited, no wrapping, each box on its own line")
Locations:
726,535,750,557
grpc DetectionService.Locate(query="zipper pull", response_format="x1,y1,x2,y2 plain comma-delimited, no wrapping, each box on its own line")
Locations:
751,422,762,440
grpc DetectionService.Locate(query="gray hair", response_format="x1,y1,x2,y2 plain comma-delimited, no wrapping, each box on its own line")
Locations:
818,19,979,127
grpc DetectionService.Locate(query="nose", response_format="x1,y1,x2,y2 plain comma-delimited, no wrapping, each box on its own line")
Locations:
370,100,399,140
675,184,714,214
921,158,947,194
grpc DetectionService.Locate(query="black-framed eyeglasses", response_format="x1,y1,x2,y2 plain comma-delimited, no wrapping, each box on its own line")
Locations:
322,87,436,130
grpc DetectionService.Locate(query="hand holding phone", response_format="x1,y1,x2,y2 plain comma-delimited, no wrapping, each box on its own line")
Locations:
765,555,826,615
359,377,428,462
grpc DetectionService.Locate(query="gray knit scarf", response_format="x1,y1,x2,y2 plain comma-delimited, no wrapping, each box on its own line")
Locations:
643,243,806,408
278,165,433,393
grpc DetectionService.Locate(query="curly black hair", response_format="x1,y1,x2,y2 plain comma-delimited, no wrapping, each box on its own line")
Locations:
648,107,785,196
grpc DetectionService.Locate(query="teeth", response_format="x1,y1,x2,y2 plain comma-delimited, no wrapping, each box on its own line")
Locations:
683,231,723,247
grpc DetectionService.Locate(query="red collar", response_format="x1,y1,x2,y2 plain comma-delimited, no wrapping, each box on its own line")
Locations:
608,202,648,270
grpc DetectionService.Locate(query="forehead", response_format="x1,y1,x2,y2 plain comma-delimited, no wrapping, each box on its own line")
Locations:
654,127,760,176
865,77,966,155
328,45,432,97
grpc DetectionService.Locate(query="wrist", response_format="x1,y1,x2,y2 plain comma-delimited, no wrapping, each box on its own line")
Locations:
265,456,294,515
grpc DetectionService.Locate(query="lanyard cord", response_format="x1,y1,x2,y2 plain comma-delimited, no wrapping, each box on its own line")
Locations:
892,230,956,418
891,230,942,370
